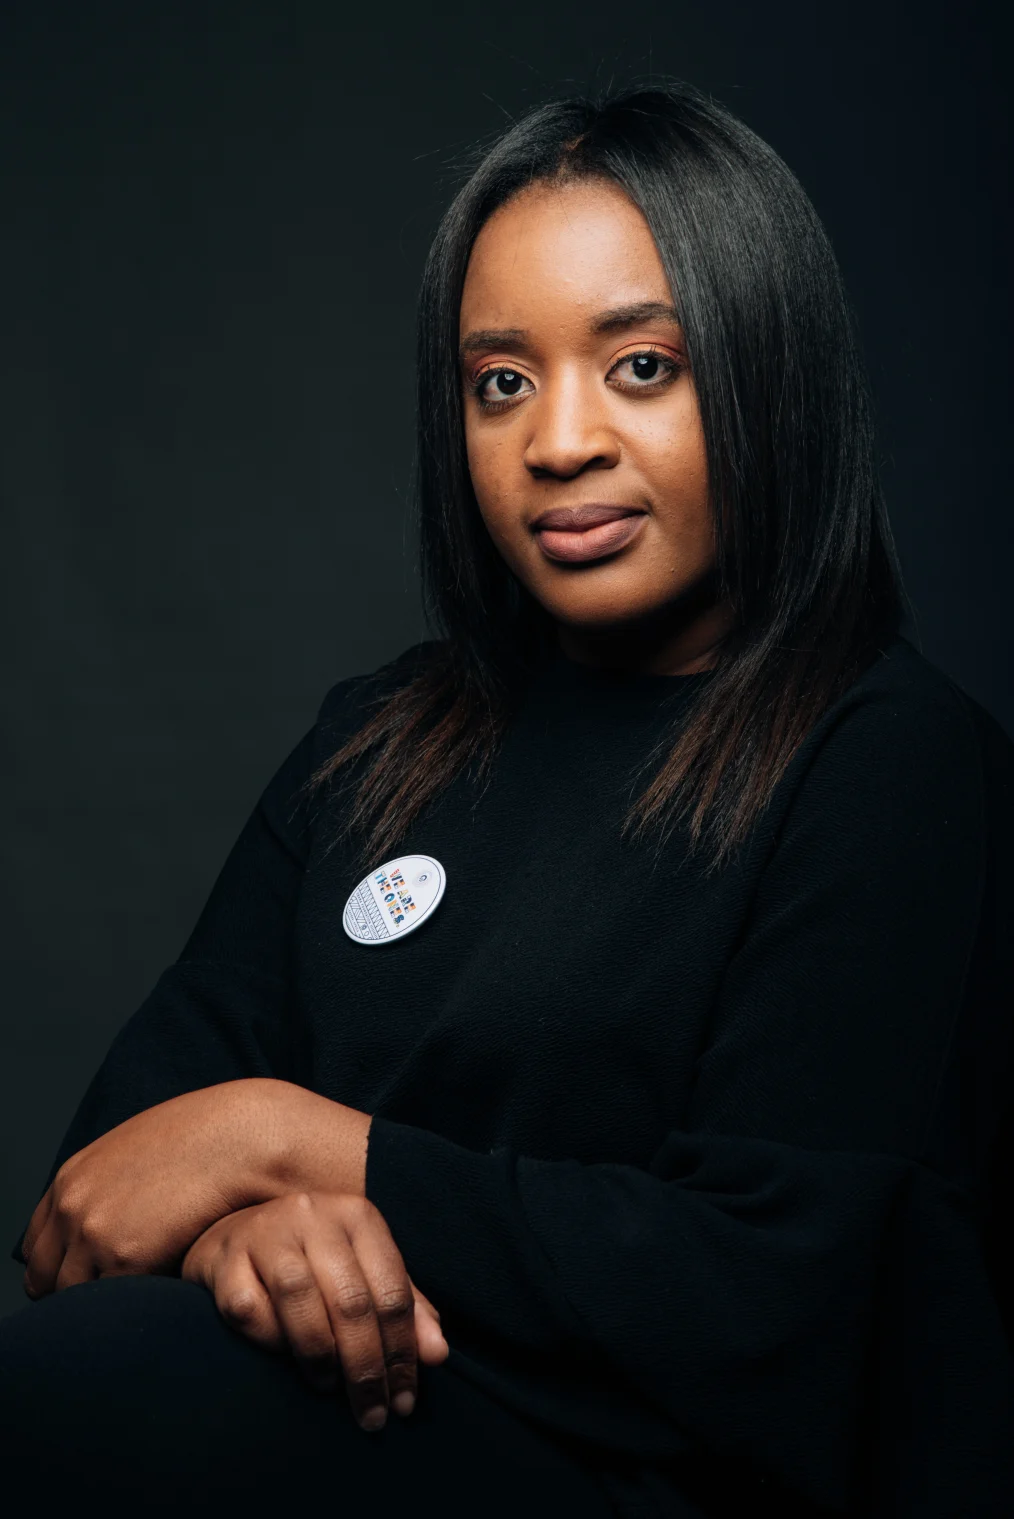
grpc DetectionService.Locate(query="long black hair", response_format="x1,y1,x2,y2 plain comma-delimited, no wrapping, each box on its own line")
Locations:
316,81,909,874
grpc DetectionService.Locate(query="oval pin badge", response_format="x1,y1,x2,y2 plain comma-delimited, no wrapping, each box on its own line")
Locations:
342,855,446,947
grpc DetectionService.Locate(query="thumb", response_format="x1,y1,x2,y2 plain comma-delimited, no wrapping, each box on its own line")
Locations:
412,1284,449,1364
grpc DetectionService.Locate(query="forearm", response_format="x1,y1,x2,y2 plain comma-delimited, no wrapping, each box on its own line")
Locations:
244,1078,371,1201
19,1077,372,1294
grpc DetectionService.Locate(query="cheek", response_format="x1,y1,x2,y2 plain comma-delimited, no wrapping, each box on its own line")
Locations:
465,423,521,544
631,402,709,521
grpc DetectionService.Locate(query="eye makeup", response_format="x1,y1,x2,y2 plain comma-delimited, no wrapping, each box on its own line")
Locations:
468,344,686,413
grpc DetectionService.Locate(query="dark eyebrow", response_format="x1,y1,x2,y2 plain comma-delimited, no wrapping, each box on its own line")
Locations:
591,301,681,334
458,328,528,359
458,304,680,362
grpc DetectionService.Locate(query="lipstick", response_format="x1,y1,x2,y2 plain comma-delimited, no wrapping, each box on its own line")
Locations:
531,504,647,564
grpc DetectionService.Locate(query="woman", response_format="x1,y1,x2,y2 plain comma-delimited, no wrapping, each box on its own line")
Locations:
3,83,1012,1518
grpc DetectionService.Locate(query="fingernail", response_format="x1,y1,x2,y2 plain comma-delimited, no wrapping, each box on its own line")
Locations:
359,1406,387,1432
391,1390,415,1417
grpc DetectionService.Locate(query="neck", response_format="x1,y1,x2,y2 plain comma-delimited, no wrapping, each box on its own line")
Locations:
557,594,736,677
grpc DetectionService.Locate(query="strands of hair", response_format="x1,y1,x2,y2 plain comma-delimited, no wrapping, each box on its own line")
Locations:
312,80,909,875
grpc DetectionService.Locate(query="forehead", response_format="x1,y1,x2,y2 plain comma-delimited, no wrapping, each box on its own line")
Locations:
460,179,670,328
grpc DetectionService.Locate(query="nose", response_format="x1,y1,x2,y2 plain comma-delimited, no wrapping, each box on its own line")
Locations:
522,370,620,480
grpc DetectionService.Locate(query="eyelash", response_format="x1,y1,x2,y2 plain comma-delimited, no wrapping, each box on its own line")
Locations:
470,347,685,412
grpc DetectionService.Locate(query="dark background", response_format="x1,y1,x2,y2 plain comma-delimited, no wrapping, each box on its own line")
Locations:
1,0,1009,1318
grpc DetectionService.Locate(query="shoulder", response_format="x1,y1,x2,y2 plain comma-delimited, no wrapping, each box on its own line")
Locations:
748,636,1014,892
317,639,445,719
254,641,445,842
786,635,1012,810
312,639,446,753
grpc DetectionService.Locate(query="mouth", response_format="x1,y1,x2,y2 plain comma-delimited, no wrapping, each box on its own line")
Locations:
530,504,648,564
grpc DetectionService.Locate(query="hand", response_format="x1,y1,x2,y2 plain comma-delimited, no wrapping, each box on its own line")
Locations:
182,1191,450,1430
22,1078,372,1297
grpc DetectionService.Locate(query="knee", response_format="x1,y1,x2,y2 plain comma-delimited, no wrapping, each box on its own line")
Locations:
0,1274,241,1434
0,1275,286,1492
1,1273,220,1374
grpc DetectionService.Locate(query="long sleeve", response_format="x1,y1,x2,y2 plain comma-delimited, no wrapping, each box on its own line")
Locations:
363,673,1014,1510
12,644,433,1258
14,726,317,1235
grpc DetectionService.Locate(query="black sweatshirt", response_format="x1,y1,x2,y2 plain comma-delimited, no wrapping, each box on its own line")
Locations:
20,636,1014,1518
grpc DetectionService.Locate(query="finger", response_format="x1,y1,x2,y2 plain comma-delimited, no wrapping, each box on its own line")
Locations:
22,1212,66,1299
308,1233,392,1429
412,1285,441,1322
336,1204,419,1419
21,1187,54,1265
411,1283,446,1342
212,1253,286,1353
413,1289,450,1365
55,1248,98,1293
257,1244,344,1397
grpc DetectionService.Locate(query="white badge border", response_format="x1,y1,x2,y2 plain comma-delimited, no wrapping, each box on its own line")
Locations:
342,854,446,947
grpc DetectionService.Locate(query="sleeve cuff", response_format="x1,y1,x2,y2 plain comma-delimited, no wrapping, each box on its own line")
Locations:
364,1114,581,1349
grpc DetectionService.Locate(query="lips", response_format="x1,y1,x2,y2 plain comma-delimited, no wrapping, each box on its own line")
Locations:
531,504,647,564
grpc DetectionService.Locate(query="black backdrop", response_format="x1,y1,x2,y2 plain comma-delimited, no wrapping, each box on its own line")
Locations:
1,0,1009,1317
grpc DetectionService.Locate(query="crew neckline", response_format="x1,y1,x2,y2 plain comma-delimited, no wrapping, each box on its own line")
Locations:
542,647,716,704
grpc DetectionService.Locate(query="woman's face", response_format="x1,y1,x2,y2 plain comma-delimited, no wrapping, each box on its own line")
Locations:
459,177,733,674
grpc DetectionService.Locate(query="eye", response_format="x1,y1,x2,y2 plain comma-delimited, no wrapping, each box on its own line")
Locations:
609,348,683,390
472,366,535,408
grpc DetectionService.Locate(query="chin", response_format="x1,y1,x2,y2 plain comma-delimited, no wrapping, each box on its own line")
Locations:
537,588,680,632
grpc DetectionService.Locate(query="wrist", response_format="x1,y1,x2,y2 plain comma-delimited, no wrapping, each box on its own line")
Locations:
247,1079,371,1200
196,1078,292,1209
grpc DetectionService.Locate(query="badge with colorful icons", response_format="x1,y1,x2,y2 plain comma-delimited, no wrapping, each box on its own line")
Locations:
342,855,446,946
